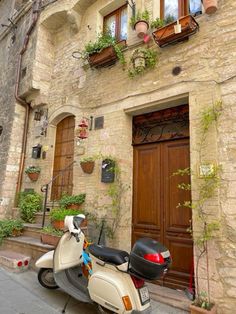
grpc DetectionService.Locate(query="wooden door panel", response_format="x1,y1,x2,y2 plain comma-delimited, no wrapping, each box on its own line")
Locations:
51,116,75,200
164,235,193,288
132,230,161,247
163,140,191,233
133,144,161,232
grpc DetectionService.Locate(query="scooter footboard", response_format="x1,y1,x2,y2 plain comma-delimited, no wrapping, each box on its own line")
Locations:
54,268,92,303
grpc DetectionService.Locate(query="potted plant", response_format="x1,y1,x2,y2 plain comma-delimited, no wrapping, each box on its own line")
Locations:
128,48,158,78
81,32,126,68
50,208,85,230
18,191,42,223
25,165,41,181
41,226,63,246
202,0,218,15
0,219,24,244
150,17,165,30
80,156,96,174
130,9,150,38
190,292,217,314
152,15,199,47
59,193,86,210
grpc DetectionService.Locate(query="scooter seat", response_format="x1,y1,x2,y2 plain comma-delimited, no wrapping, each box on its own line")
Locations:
89,244,129,265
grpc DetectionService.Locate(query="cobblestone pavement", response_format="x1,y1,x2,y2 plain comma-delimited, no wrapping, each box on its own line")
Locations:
0,268,189,314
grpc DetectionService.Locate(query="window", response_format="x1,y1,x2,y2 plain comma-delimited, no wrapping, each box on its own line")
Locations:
104,5,127,41
160,0,202,20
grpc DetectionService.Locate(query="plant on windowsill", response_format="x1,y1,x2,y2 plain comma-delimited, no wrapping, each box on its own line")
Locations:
128,47,158,78
129,9,150,38
25,165,41,181
152,14,199,48
41,226,63,246
50,208,85,230
59,193,86,210
80,32,126,68
150,17,165,30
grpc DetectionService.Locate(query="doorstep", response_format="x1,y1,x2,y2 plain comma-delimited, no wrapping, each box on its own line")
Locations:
147,283,191,312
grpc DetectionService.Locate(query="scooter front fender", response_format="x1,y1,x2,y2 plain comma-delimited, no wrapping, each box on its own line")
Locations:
35,250,54,269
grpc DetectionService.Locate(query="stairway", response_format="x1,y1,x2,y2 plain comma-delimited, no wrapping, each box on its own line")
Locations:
0,212,54,271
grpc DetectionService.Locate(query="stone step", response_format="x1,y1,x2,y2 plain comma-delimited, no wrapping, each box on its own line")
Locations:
23,223,43,239
35,212,51,225
1,236,54,271
0,250,30,272
147,282,191,312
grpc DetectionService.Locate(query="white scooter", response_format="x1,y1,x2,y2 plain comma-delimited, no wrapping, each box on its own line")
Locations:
36,214,171,314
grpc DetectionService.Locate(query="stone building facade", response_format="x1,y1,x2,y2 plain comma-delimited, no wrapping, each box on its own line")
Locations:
1,0,236,313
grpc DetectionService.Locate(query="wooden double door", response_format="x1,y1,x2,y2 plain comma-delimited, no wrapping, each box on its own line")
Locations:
132,107,193,290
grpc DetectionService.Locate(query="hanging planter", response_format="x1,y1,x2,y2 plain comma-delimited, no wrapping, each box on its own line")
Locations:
152,15,199,48
25,166,41,181
80,161,95,174
80,156,96,174
134,20,149,38
128,48,158,78
130,9,150,39
202,0,218,15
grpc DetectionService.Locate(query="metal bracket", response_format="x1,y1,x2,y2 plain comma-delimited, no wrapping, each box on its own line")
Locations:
126,0,136,18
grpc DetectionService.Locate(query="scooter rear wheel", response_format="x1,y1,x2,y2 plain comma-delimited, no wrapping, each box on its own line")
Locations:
38,268,59,289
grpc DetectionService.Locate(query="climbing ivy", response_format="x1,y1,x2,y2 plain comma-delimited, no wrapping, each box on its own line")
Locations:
173,100,223,309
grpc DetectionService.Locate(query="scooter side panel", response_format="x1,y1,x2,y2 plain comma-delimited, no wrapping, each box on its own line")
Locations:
88,271,126,314
89,256,151,313
54,232,84,272
35,250,54,269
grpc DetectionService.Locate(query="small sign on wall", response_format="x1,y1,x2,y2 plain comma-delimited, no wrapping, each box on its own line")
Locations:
198,163,216,178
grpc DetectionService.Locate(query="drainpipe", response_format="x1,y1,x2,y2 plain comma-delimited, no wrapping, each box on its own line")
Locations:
15,0,42,200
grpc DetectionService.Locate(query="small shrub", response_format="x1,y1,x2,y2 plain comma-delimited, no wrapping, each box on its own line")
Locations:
0,219,24,243
18,191,42,223
49,208,84,221
59,193,86,208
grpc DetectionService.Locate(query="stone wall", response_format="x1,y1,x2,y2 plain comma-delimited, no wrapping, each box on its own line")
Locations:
0,1,33,217
1,0,236,312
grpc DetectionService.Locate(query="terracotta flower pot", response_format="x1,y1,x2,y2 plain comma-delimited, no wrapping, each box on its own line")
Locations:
27,172,40,181
80,161,95,174
41,233,61,246
66,204,82,210
190,304,217,314
202,0,218,15
52,220,64,230
134,20,149,38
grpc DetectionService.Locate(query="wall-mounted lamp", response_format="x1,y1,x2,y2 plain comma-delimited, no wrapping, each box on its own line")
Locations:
126,0,136,18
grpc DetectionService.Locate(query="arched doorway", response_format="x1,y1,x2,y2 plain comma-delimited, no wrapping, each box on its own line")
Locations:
51,115,75,200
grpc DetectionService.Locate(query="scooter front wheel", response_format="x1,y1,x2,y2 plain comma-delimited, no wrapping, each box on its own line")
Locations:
38,268,59,289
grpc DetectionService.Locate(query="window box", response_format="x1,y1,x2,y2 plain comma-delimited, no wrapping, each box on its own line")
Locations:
88,40,126,68
152,15,199,48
